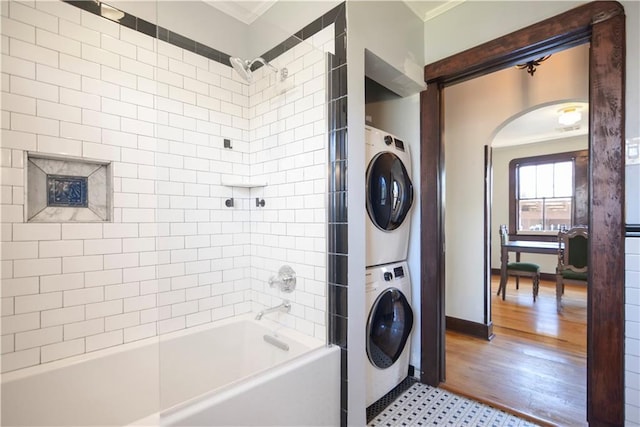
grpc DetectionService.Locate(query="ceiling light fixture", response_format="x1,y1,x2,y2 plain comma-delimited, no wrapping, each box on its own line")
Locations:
558,107,582,126
516,55,551,76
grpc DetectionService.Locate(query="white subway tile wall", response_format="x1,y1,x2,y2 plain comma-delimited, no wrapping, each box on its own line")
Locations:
247,25,333,342
0,0,330,373
627,237,640,426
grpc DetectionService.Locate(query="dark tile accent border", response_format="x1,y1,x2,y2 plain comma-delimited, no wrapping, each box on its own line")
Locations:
627,225,640,236
256,35,302,70
135,18,156,38
64,0,99,14
325,4,348,426
328,284,348,317
328,253,348,286
168,30,196,52
297,19,320,40
64,0,340,70
64,0,240,64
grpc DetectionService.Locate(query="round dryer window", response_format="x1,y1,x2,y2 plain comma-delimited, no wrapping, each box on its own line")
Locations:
366,287,414,369
366,152,413,231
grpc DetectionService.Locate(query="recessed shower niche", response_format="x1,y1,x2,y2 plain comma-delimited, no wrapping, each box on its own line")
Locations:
26,154,111,222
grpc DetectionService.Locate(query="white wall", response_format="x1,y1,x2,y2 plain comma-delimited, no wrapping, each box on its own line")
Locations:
346,1,424,424
109,1,250,59
443,44,588,322
424,1,589,64
248,1,340,60
0,0,329,373
491,136,588,274
425,1,640,424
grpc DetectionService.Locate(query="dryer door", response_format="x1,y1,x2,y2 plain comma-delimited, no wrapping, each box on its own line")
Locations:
367,287,414,369
366,152,414,231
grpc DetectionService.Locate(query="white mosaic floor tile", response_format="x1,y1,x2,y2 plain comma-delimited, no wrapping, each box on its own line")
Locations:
368,383,539,427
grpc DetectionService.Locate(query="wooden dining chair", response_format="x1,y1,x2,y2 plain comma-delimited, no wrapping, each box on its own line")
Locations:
556,225,588,311
497,225,541,301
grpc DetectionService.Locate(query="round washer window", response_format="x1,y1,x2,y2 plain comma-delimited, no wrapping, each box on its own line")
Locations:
366,152,413,231
366,287,414,369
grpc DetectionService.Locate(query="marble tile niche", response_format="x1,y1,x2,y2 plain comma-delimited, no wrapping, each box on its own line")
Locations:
27,155,111,222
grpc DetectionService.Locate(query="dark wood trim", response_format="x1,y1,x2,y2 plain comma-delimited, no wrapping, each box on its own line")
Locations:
587,11,625,426
484,146,492,325
508,150,589,235
508,150,587,166
420,2,625,425
423,1,622,86
508,156,517,240
419,88,445,385
446,316,494,341
574,153,590,227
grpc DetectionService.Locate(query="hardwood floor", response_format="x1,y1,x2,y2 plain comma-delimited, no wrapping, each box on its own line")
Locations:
441,276,587,426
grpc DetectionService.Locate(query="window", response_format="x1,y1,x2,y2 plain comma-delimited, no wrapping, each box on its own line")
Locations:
509,150,588,236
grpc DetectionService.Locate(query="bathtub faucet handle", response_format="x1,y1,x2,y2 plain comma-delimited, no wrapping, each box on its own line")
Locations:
268,265,296,293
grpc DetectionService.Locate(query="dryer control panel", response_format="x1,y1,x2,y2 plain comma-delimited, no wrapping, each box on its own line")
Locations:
365,262,410,293
366,126,409,156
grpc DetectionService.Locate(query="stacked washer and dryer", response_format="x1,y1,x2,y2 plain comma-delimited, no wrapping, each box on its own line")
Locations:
364,125,415,407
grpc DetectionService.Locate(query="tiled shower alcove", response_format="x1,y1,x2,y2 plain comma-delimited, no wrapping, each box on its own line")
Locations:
27,154,111,222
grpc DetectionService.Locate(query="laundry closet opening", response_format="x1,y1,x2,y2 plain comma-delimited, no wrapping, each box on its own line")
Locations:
363,68,422,410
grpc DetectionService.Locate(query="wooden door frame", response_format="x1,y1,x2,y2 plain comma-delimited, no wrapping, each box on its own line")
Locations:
419,2,626,426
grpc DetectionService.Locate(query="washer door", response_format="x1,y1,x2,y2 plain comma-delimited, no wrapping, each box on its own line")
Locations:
367,287,414,369
366,152,413,231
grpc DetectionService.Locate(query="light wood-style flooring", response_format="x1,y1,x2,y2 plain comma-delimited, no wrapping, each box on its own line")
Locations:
442,276,587,426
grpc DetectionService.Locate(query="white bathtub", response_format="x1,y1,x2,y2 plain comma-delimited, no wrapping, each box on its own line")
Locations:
1,314,340,426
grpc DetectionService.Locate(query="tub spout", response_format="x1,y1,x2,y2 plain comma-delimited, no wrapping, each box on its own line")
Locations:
255,300,291,320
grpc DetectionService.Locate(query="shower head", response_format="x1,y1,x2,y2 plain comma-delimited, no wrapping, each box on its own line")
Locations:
229,57,253,83
229,56,287,83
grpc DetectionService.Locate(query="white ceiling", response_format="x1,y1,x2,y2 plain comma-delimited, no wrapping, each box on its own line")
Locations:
492,102,589,148
403,0,465,22
204,0,462,25
204,0,278,24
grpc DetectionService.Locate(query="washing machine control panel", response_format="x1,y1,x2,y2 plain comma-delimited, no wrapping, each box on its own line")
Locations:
381,135,406,152
382,267,405,281
366,263,409,292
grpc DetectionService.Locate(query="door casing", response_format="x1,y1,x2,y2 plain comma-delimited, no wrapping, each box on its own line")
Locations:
419,2,626,425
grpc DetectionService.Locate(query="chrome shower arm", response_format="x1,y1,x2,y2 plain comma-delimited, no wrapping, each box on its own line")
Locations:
248,57,278,73
230,56,288,83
